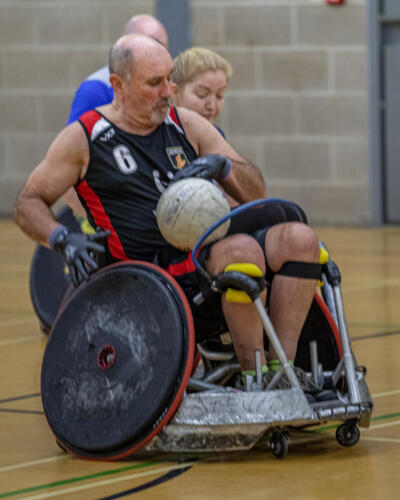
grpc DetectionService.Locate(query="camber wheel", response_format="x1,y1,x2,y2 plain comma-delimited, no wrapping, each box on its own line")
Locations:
269,429,289,459
336,420,360,447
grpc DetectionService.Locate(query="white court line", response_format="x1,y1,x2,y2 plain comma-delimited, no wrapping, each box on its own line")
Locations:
0,318,36,328
367,420,400,431
20,461,197,500
362,436,400,444
372,389,400,398
0,335,41,347
0,455,68,473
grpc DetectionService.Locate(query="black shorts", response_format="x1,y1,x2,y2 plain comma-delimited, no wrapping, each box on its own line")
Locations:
155,200,307,340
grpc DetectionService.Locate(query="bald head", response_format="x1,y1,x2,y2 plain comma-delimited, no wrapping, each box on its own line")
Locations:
108,34,174,127
123,14,168,49
109,33,170,82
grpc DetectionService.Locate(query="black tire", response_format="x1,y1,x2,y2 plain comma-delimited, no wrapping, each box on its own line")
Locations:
41,261,195,460
29,205,81,333
336,420,360,447
269,429,289,459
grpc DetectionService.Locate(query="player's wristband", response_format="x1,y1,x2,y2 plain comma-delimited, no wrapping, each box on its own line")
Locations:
219,158,231,179
49,225,69,249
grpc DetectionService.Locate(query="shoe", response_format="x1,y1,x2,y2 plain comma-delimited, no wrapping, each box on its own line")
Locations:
234,373,259,392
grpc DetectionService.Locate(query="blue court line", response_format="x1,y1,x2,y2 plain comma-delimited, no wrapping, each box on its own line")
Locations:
97,466,193,499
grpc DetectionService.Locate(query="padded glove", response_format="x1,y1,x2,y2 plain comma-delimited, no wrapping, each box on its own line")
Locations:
174,154,231,181
49,225,110,287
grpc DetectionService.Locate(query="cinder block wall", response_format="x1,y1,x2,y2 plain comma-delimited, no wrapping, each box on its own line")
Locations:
1,0,369,224
0,0,155,216
193,0,369,224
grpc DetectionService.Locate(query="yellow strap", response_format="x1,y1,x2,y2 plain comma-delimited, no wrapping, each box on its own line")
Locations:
224,262,263,277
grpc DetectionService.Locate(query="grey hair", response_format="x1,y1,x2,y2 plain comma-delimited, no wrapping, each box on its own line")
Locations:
108,44,134,81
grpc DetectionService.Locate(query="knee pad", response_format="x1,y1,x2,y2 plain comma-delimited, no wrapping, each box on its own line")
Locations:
223,263,265,303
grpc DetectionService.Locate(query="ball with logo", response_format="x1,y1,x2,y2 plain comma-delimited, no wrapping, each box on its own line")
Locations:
156,178,231,251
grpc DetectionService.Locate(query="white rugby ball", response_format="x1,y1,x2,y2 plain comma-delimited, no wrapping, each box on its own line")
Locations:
156,178,231,251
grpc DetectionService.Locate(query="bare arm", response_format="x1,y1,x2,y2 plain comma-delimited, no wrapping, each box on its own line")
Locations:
14,122,89,247
177,107,267,203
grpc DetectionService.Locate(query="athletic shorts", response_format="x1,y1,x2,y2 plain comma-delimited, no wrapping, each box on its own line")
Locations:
155,200,307,340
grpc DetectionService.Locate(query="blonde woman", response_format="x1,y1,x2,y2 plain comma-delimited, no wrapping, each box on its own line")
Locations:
172,47,308,232
172,47,233,137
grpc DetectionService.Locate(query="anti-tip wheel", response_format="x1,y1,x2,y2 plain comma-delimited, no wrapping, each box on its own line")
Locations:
269,430,289,459
336,420,360,447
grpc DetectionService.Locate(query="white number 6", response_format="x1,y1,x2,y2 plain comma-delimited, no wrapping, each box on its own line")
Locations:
113,145,137,174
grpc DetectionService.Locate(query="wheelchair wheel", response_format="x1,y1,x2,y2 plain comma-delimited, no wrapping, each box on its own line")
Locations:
29,205,81,333
41,261,195,460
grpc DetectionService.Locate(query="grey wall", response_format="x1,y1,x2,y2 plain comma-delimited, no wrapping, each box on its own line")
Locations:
0,0,369,225
193,0,369,225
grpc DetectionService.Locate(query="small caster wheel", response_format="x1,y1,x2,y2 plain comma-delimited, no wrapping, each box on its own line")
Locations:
269,430,289,459
336,421,360,447
356,365,367,376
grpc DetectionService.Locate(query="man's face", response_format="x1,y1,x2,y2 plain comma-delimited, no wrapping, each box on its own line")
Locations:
124,47,175,126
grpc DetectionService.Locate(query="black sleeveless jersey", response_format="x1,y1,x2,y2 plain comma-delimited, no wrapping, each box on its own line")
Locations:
76,107,197,262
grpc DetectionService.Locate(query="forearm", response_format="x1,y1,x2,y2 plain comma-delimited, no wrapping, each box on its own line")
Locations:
220,158,267,203
14,192,60,248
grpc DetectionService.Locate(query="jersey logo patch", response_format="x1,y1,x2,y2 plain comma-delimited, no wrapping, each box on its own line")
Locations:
91,117,111,141
100,127,115,142
166,147,189,170
113,145,137,174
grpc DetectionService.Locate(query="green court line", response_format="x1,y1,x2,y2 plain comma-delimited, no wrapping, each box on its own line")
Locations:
313,411,400,433
1,412,399,497
0,460,158,499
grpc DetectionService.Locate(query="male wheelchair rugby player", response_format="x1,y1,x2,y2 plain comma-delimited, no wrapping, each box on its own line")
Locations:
38,199,373,460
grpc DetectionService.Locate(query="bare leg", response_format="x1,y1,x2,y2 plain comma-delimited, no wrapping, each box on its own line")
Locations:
206,234,267,370
264,222,320,361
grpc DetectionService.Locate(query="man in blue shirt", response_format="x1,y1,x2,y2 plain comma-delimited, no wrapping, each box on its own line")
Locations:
66,14,169,125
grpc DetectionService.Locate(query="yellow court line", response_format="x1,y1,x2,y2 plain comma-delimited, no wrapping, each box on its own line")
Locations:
0,455,68,473
0,318,36,328
0,335,41,347
362,436,400,444
372,389,400,398
367,420,400,431
20,461,197,500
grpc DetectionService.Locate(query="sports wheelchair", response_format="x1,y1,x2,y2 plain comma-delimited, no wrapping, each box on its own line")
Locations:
39,200,373,460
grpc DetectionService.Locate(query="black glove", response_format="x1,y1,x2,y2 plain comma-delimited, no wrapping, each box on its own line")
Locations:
174,154,231,181
49,225,110,287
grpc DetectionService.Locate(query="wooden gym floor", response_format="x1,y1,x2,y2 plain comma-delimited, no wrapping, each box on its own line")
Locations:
1,219,400,499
